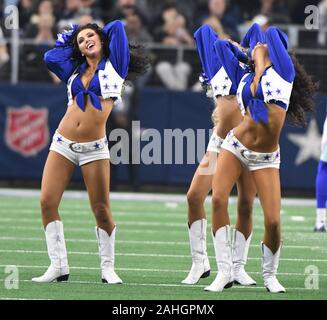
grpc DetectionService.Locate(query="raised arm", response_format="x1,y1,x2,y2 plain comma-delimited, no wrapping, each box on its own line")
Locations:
240,23,265,57
44,26,79,83
44,46,77,83
102,20,130,79
194,24,247,80
194,24,219,80
213,39,247,84
265,26,295,82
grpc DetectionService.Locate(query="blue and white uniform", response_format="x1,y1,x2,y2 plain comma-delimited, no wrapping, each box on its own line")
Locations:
194,24,250,154
236,26,295,123
219,25,295,170
315,109,327,231
321,111,327,162
44,20,130,166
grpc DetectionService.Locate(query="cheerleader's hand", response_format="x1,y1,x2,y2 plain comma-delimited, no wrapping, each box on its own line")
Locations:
199,73,214,98
55,24,79,47
199,72,209,88
228,39,249,55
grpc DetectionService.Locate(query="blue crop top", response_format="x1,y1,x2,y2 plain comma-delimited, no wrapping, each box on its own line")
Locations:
214,24,295,123
44,20,130,112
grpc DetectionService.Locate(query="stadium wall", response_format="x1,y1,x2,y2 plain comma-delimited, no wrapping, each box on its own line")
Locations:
0,84,326,190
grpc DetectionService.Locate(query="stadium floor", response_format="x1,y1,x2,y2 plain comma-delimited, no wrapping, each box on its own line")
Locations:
0,190,326,300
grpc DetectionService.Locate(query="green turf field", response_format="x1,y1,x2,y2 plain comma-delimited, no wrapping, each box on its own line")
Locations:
0,193,326,300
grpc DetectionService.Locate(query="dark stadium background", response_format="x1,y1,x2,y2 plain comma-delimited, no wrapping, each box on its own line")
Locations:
0,0,326,195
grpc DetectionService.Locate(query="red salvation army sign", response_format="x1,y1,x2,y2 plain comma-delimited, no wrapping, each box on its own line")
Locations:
5,106,49,157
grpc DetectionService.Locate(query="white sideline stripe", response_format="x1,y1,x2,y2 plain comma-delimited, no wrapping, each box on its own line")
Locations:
165,202,179,208
0,224,318,234
0,217,187,226
0,204,268,215
0,211,308,225
0,208,310,222
0,218,316,231
0,280,314,291
0,207,269,218
0,218,190,228
0,297,53,300
0,226,172,235
291,216,305,222
1,249,327,262
0,236,323,249
0,218,187,227
0,226,171,235
0,265,325,277
0,188,316,207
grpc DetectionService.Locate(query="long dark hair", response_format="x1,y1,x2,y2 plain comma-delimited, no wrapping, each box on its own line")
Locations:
287,53,318,126
72,23,150,81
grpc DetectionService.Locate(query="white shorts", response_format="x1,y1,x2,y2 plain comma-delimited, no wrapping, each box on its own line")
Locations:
49,130,110,166
221,130,280,171
207,131,224,153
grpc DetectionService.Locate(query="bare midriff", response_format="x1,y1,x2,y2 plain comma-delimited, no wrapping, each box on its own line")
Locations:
233,103,286,152
57,96,113,142
214,96,243,139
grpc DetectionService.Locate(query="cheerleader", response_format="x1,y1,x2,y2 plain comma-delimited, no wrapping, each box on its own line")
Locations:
32,21,149,283
205,24,316,293
315,110,327,232
182,24,264,286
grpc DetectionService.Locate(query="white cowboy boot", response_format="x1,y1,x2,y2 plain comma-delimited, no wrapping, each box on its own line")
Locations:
204,225,233,292
262,242,285,293
32,220,69,283
182,219,210,284
232,230,256,285
95,226,122,284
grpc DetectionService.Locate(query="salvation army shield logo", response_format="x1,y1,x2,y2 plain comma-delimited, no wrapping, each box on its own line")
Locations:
5,106,49,157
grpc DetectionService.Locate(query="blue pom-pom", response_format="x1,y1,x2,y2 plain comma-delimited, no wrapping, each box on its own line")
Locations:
199,72,210,86
55,24,79,47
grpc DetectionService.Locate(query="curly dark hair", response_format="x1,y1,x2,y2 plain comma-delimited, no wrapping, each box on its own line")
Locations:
72,23,151,81
287,53,319,126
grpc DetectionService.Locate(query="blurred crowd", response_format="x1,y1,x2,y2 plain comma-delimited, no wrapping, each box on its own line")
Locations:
0,0,326,45
1,0,327,84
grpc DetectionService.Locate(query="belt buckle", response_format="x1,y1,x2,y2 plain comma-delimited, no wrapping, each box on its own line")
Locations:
240,149,252,161
69,142,83,153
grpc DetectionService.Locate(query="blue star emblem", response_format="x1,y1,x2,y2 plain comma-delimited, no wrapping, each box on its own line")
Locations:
94,143,100,149
57,137,63,143
113,83,118,89
265,81,271,87
232,141,239,149
225,76,229,81
102,74,108,80
276,88,281,95
222,85,227,90
214,86,218,90
103,83,109,90
264,155,271,161
266,90,272,96
275,152,279,159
